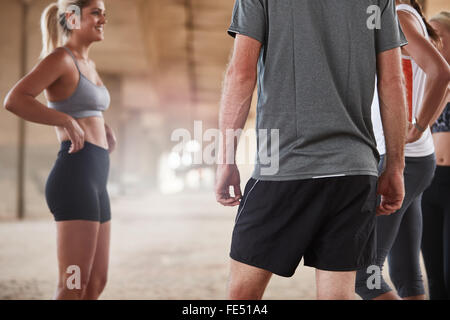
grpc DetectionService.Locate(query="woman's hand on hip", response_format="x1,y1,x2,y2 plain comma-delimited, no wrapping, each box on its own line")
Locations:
406,122,424,144
105,123,117,154
63,118,85,153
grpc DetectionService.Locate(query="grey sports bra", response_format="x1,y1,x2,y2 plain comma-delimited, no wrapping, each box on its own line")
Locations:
47,47,110,119
432,102,450,133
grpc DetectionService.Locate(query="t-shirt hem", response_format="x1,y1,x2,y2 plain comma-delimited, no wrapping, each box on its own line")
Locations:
251,169,379,182
227,26,264,44
377,40,408,53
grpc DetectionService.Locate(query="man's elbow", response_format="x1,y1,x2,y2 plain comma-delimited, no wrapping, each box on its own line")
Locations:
378,74,405,92
226,63,257,83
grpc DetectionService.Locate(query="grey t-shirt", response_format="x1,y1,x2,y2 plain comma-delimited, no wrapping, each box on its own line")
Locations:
228,0,407,181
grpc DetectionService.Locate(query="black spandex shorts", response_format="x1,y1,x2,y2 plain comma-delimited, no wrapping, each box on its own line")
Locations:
45,141,111,223
230,175,378,277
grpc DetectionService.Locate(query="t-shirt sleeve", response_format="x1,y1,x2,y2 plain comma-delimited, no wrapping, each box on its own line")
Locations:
227,0,266,44
375,0,408,53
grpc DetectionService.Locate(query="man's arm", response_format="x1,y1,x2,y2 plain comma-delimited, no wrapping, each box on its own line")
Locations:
376,47,406,215
377,47,407,170
219,35,261,163
215,34,261,206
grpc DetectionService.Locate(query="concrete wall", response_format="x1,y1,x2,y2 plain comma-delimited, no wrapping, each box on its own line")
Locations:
0,0,23,219
426,0,450,17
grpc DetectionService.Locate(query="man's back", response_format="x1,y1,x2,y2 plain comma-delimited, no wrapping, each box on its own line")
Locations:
218,0,408,299
228,0,406,180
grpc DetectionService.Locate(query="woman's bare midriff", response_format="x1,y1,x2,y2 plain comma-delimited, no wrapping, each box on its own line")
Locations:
55,116,108,150
433,132,450,166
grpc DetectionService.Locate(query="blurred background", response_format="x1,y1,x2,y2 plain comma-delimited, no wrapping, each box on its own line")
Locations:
0,0,448,300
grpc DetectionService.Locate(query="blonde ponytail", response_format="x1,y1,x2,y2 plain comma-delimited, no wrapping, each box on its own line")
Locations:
430,11,450,32
40,2,61,59
39,0,93,59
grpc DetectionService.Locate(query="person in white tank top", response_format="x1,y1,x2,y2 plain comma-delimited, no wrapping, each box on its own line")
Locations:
357,0,450,301
371,3,435,157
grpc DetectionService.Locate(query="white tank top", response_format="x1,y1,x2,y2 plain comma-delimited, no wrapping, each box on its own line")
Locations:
371,3,435,157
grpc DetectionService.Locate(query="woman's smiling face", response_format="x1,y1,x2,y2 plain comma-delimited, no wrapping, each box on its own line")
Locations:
70,0,107,43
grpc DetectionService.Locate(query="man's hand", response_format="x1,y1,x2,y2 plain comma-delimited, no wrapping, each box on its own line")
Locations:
215,164,242,207
376,168,405,216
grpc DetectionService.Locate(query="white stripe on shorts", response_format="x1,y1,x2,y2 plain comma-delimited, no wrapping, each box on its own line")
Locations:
312,174,346,179
235,179,260,225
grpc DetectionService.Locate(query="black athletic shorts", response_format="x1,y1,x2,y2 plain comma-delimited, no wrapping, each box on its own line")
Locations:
45,141,111,223
230,175,378,277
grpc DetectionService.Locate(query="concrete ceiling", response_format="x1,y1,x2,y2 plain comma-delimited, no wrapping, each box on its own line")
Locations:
92,0,236,116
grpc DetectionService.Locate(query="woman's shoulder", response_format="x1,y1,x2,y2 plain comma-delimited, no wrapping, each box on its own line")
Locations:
49,47,96,69
397,9,426,37
38,47,75,71
41,47,72,63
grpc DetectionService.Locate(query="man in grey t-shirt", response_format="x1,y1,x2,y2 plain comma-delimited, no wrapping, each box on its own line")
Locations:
216,0,408,299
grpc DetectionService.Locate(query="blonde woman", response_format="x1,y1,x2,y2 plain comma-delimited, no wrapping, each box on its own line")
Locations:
421,11,450,300
3,0,115,300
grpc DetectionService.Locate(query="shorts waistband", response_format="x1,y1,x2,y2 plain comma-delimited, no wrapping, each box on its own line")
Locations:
405,153,436,163
59,141,109,157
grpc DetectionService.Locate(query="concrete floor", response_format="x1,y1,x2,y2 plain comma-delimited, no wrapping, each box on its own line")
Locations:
0,191,427,300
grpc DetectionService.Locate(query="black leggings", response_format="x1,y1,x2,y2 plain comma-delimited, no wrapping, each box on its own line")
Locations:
421,165,450,300
356,154,436,299
45,141,111,223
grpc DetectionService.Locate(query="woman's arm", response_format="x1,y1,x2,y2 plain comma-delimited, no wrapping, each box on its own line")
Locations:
398,11,450,142
104,123,117,153
3,48,85,153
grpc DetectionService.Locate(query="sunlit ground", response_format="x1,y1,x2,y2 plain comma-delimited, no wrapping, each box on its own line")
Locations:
0,191,428,300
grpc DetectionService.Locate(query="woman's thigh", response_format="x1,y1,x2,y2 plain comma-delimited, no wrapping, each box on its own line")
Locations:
56,220,100,289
